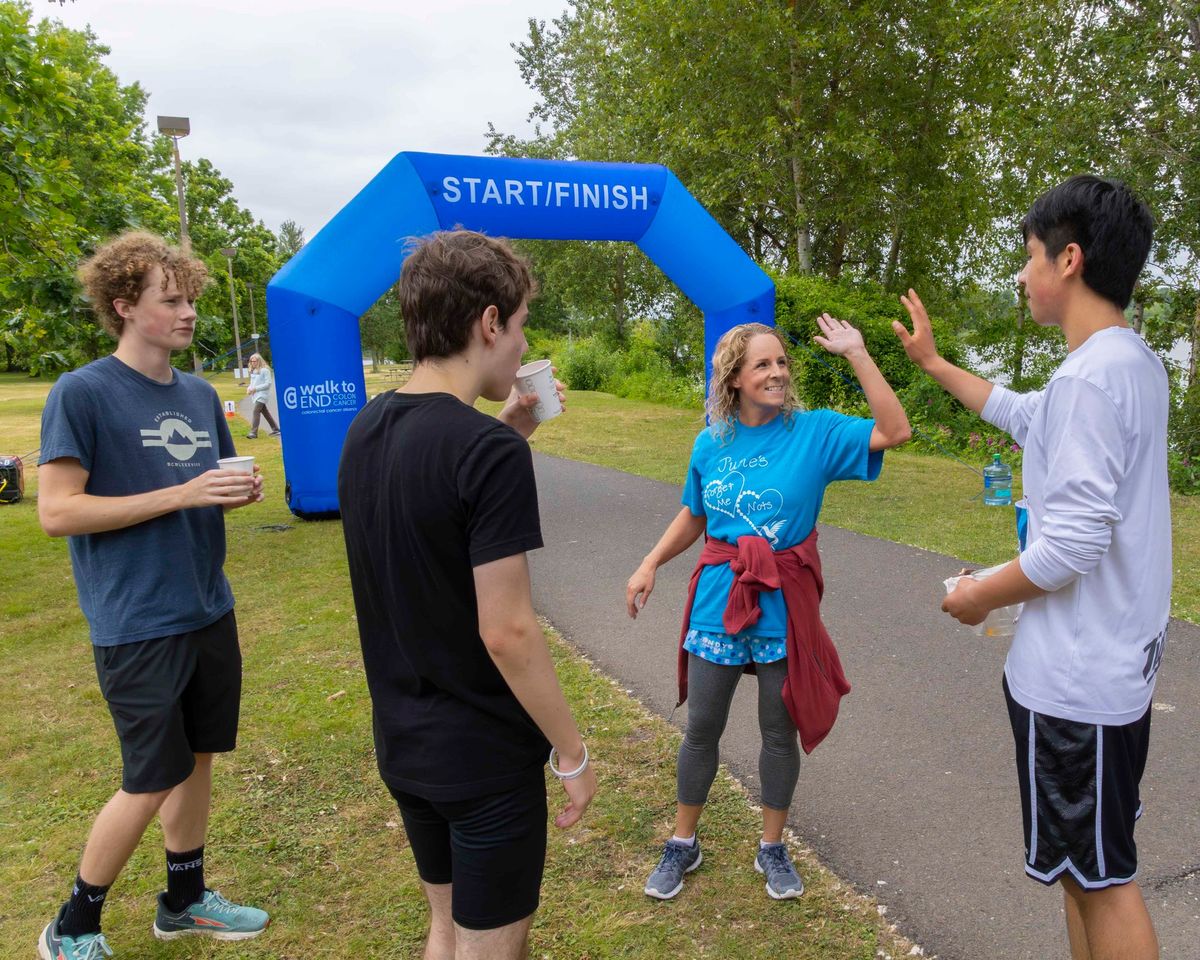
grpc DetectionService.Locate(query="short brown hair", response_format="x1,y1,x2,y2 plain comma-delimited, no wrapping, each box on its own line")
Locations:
77,231,210,337
399,230,536,362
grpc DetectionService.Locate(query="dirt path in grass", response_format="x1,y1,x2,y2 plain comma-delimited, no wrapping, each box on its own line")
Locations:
529,452,1200,960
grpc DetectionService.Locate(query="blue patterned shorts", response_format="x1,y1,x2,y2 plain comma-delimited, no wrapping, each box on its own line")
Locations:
683,628,786,666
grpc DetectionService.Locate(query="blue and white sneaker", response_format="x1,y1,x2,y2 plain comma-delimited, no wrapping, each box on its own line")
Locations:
38,905,114,960
153,890,269,941
755,843,805,899
644,837,703,900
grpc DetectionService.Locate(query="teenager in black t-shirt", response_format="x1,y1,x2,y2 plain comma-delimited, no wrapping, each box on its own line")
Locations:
339,230,596,959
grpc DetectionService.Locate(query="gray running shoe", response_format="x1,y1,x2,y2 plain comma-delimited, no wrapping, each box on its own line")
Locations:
644,837,702,900
755,843,804,899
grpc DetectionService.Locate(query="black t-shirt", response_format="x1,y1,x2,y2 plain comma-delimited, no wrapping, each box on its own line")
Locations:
338,391,548,800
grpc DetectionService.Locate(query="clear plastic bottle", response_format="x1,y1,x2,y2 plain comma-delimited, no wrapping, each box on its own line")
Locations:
983,453,1013,506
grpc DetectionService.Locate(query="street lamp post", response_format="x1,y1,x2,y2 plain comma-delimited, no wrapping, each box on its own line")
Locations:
156,116,191,249
156,116,199,370
221,247,245,384
246,280,257,337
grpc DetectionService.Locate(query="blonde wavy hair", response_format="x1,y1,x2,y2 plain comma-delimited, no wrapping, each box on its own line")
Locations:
705,323,802,442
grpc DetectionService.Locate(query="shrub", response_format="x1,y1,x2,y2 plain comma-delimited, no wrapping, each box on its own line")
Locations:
558,338,617,392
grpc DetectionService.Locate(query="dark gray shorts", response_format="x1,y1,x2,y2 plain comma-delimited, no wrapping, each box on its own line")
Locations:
93,610,241,794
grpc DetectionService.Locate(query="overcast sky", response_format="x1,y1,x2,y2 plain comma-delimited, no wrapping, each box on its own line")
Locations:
45,0,570,241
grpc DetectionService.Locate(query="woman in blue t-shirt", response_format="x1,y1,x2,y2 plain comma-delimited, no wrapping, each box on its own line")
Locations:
626,317,910,901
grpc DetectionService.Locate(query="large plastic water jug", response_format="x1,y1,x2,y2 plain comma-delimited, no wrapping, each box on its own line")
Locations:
983,453,1012,506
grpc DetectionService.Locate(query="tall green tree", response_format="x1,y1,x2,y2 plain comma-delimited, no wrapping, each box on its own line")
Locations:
277,219,305,258
491,0,1037,353
0,1,160,373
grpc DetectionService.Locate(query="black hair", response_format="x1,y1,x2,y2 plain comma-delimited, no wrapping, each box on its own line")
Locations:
1020,175,1154,310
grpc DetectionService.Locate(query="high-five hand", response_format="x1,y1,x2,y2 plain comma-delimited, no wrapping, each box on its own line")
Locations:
813,313,866,357
894,289,940,369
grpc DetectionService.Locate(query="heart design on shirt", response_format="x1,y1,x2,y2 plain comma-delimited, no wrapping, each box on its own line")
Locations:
703,471,744,519
736,487,785,544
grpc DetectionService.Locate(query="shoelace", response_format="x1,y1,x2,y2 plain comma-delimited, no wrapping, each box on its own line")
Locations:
202,891,239,914
760,845,797,879
658,843,692,873
76,933,113,960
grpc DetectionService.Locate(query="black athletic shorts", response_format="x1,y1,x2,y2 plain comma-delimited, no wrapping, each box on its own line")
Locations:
93,610,241,794
388,776,548,930
1004,675,1151,889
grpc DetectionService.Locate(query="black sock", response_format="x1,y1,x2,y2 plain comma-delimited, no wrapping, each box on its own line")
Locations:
59,874,110,938
164,846,206,912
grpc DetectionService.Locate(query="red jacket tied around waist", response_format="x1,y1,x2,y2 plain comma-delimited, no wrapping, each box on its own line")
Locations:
677,529,851,754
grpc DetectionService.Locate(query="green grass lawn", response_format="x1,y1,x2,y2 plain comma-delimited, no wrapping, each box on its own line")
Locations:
1,372,912,959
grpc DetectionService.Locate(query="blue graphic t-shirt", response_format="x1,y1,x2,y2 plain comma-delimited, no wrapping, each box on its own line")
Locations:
682,409,882,637
39,356,237,646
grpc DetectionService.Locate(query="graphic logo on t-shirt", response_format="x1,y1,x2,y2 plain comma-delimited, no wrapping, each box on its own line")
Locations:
140,414,211,462
704,469,789,546
1142,626,1167,682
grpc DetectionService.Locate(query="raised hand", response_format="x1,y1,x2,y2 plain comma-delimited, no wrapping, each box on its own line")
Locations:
894,288,940,369
813,313,866,357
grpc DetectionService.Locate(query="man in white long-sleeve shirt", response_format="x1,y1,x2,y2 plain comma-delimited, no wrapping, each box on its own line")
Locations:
893,175,1166,960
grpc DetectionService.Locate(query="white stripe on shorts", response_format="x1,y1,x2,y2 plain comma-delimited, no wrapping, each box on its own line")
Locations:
1095,725,1106,879
1027,712,1038,865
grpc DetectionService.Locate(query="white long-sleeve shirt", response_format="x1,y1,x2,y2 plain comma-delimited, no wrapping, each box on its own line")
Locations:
249,366,272,404
982,327,1171,725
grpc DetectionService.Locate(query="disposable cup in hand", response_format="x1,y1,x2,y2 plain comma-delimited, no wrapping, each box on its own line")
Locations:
515,359,562,423
943,562,1021,638
217,455,255,475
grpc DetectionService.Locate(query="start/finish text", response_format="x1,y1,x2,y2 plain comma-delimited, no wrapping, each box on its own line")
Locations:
440,176,651,211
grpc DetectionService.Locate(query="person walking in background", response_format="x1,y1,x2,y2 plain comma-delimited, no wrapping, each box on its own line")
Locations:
626,318,910,902
894,175,1166,960
244,353,279,438
338,229,594,960
36,231,268,960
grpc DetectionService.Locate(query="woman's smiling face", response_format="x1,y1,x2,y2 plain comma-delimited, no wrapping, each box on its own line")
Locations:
732,333,790,423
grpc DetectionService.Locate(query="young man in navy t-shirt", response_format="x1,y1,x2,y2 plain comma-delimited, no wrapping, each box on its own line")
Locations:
339,230,596,960
894,177,1166,960
37,232,269,959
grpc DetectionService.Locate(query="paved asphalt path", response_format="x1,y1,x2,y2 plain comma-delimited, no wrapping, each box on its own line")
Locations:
528,452,1200,960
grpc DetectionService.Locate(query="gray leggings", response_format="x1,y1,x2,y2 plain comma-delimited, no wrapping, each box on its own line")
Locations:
677,653,800,811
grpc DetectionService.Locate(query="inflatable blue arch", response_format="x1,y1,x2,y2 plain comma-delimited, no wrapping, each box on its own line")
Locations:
267,152,775,518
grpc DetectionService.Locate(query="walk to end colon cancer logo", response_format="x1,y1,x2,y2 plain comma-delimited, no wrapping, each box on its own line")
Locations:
282,378,359,415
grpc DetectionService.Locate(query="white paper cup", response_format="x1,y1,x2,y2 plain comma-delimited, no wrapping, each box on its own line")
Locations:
217,455,256,475
514,359,562,423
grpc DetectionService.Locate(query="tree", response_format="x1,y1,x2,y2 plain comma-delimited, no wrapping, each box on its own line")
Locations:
359,287,407,366
491,0,1037,355
0,1,166,373
277,219,305,258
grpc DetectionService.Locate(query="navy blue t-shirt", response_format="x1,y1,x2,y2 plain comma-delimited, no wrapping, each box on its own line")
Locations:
39,356,237,646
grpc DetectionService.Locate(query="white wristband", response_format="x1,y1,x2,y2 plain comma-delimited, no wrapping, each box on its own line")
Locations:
548,742,589,780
